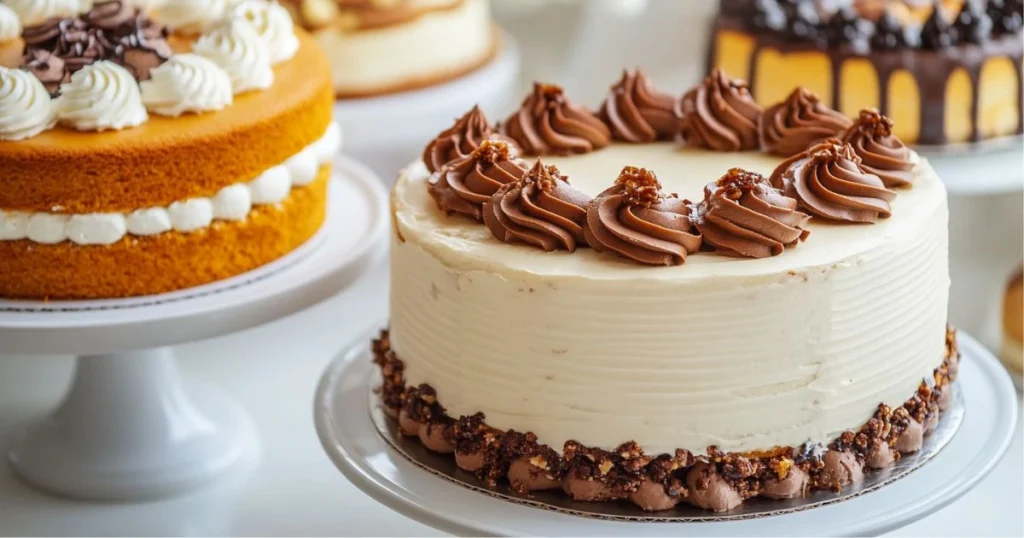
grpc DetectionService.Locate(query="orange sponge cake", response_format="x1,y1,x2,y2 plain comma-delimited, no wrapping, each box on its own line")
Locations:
0,0,339,300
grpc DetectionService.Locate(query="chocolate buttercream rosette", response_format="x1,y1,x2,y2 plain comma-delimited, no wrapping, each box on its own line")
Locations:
759,86,853,156
677,68,762,151
484,160,592,252
695,168,810,259
841,108,917,188
583,166,702,266
771,139,897,224
427,139,528,222
423,105,517,173
501,82,611,156
599,68,678,143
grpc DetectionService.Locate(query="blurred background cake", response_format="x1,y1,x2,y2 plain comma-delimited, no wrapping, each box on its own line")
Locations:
283,0,497,98
1005,267,1024,378
709,0,1024,145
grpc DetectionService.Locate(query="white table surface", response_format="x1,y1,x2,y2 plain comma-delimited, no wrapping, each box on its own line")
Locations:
0,258,1021,537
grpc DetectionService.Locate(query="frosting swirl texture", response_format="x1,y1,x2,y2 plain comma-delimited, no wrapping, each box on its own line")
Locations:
501,82,611,156
584,166,702,266
5,0,82,26
677,68,762,151
773,139,897,224
0,4,23,41
759,87,853,156
423,105,511,174
232,0,299,65
599,69,677,143
140,53,233,116
484,160,592,252
428,140,527,222
193,18,274,94
841,108,916,188
57,60,148,131
153,0,229,34
695,168,810,259
0,66,57,140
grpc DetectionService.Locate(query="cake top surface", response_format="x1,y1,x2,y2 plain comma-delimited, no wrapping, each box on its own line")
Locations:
394,141,945,281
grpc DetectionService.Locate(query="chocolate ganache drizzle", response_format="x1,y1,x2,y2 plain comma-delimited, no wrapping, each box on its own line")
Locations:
759,87,853,156
501,82,611,156
422,105,514,173
677,68,762,151
599,68,678,143
428,140,527,222
841,108,916,188
771,139,897,224
484,160,592,252
584,166,702,266
695,168,810,259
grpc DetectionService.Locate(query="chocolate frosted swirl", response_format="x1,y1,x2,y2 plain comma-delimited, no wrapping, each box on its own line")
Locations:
484,160,592,252
501,82,611,156
759,87,853,156
599,69,677,143
427,140,528,222
841,108,915,188
584,166,702,266
772,139,897,224
423,105,513,173
677,68,762,151
694,168,809,259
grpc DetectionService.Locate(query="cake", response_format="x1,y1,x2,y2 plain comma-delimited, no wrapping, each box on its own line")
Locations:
375,70,957,512
0,0,339,300
708,0,1023,145
1004,266,1023,376
281,0,497,98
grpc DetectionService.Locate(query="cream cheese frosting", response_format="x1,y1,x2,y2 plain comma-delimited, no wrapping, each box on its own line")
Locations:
389,142,949,455
193,17,274,94
0,67,57,141
0,4,23,42
233,0,299,65
140,53,234,116
0,122,340,245
57,61,148,131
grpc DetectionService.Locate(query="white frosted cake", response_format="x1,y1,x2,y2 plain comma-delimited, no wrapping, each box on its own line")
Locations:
375,71,957,512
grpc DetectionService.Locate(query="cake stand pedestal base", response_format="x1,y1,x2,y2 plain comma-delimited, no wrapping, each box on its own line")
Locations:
8,349,256,500
1,157,388,502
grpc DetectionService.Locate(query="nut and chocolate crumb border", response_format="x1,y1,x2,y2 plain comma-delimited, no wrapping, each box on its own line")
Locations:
369,326,960,513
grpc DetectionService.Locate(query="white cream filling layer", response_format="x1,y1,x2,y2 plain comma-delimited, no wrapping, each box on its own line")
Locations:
0,122,341,245
390,143,950,456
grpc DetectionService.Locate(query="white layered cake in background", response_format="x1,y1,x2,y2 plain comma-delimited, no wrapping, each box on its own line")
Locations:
373,69,958,512
281,0,496,98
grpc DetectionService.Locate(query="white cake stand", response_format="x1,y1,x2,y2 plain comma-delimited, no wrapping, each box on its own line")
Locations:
0,156,388,501
315,331,1018,536
919,138,1024,195
334,31,522,182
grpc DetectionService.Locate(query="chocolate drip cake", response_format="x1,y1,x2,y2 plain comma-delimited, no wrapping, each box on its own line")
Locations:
377,68,956,513
709,0,1023,145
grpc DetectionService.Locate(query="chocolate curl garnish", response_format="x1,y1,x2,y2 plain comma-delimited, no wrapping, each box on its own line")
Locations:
484,160,592,252
758,87,853,157
694,168,809,259
422,105,515,173
113,32,172,80
427,140,528,222
599,68,678,143
20,49,70,96
86,1,138,32
56,19,116,73
583,166,702,266
21,17,64,49
677,68,762,152
771,139,897,224
500,82,611,156
841,108,916,188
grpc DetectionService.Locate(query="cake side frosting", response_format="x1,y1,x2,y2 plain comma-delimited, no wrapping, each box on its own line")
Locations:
389,142,949,456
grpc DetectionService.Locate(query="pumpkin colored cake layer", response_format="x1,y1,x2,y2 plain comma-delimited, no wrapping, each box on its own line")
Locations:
0,0,340,300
